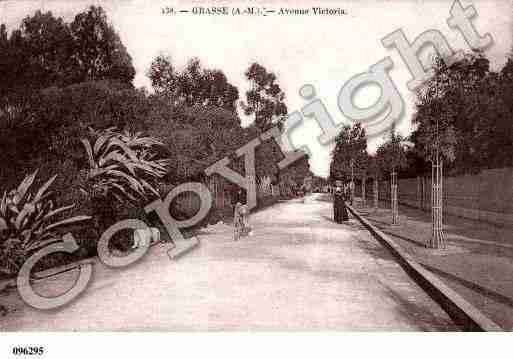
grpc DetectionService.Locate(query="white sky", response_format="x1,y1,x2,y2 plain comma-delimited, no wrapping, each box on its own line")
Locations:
1,0,511,177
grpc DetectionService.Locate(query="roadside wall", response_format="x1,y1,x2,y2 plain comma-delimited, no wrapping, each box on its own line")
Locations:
360,167,513,227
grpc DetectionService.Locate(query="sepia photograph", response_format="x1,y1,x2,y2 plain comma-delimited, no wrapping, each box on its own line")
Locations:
0,0,512,356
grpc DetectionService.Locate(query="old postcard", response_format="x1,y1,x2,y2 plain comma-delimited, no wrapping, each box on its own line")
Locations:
0,0,512,356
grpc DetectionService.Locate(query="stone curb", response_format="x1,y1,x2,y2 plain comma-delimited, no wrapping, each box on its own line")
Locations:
347,204,503,331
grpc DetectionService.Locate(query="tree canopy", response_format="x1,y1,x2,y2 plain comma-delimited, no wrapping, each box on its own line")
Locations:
376,129,408,175
69,6,135,84
148,56,239,112
412,52,513,174
242,62,288,132
329,123,368,182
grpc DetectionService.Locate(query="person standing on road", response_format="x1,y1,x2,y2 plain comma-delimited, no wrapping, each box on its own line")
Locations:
333,181,349,223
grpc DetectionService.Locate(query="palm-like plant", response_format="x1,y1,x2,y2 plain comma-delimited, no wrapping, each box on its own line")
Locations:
0,170,91,274
80,127,169,204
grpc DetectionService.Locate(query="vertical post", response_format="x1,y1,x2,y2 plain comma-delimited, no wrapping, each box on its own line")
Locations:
391,170,398,225
421,176,425,211
361,177,366,207
429,107,446,249
350,159,355,206
221,178,225,208
431,162,435,240
215,177,219,208
429,156,445,248
437,159,445,247
436,159,442,246
417,176,421,209
373,178,379,210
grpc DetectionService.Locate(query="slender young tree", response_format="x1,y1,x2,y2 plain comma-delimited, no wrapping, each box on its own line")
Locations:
376,128,408,225
367,155,382,211
413,58,458,248
357,155,369,207
329,123,368,205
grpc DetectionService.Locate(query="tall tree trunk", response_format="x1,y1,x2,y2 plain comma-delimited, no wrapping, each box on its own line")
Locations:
391,170,398,225
417,176,422,209
373,178,379,210
429,155,445,248
350,181,355,206
361,177,366,207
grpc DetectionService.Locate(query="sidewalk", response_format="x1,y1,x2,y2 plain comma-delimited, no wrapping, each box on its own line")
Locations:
353,198,513,330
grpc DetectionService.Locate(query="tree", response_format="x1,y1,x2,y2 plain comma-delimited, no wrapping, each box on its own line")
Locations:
0,80,151,184
0,7,135,107
279,152,312,197
487,58,513,168
69,6,135,84
145,101,246,183
0,7,137,138
367,155,383,211
357,155,369,206
148,56,239,111
19,11,74,88
376,128,408,225
146,71,287,211
0,11,72,121
413,57,459,248
329,123,367,204
413,52,508,175
242,62,287,132
410,49,513,247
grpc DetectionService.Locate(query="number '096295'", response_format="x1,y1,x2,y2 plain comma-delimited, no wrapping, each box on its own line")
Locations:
12,346,44,356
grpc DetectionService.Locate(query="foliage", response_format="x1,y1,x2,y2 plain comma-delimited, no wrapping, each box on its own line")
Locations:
79,127,169,205
279,151,313,191
242,62,288,132
413,56,459,164
0,5,139,190
367,155,383,180
0,170,91,274
412,51,513,173
0,80,152,191
146,101,245,181
0,6,135,117
375,130,408,174
69,6,135,84
144,98,285,185
148,56,239,111
329,123,368,182
356,154,370,180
